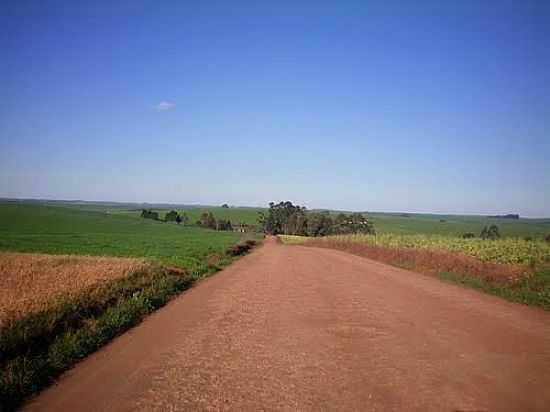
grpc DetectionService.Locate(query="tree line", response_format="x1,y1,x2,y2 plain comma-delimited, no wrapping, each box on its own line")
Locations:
258,201,375,236
140,209,236,231
141,209,189,225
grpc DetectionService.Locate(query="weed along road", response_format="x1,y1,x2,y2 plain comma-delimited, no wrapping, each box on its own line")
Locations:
24,237,550,412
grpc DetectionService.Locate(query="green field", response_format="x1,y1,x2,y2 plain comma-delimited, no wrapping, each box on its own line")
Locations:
5,200,549,240
0,203,260,272
113,206,264,226
366,212,550,239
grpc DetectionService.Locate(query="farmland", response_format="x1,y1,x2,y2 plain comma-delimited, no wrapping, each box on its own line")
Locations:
0,203,260,272
0,202,261,410
0,252,148,325
316,233,550,266
366,212,550,239
11,199,550,238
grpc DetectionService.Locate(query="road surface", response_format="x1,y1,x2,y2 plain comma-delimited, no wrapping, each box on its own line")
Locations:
24,237,550,411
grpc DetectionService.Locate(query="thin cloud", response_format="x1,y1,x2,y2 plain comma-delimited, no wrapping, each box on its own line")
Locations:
154,101,175,112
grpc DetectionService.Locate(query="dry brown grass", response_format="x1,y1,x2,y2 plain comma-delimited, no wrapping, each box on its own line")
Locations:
305,239,529,285
0,252,148,325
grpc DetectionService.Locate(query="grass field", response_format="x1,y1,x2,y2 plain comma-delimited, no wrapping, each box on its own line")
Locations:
319,233,550,266
0,203,261,273
367,212,550,239
0,202,261,410
16,200,550,238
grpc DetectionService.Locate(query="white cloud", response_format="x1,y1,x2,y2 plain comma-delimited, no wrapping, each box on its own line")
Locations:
154,101,175,112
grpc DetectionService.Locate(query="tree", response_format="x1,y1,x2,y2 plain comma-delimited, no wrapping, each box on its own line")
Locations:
199,212,217,229
259,201,307,235
176,215,182,224
462,232,475,239
221,203,229,208
165,210,179,222
331,212,375,235
259,201,375,237
180,212,189,225
480,225,500,240
545,234,550,243
141,209,159,220
216,219,233,231
306,212,333,237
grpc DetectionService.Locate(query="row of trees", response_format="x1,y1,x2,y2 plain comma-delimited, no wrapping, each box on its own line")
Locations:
258,201,375,236
141,209,189,224
197,211,233,231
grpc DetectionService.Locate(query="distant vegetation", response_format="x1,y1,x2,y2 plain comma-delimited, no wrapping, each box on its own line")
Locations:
0,203,261,270
259,201,375,236
488,214,519,219
480,224,501,240
140,209,159,220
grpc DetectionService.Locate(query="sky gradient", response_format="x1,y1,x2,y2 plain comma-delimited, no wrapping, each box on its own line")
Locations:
1,1,549,216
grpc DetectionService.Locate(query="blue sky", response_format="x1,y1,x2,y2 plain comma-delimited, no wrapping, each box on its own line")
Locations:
1,1,549,216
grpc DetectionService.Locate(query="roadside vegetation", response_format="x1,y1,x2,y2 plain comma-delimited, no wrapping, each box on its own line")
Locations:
0,203,260,411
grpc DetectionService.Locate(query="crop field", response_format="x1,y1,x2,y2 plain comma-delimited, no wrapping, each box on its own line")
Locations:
319,234,550,266
0,203,261,272
0,201,262,410
22,200,550,238
0,252,148,326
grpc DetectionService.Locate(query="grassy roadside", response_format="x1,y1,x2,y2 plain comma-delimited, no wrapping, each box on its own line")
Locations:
0,239,259,412
438,269,550,310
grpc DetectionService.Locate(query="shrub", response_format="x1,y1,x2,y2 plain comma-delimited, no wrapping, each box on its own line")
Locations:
480,225,500,240
462,232,475,239
198,212,217,229
216,219,233,231
140,209,159,220
225,239,257,256
165,210,179,222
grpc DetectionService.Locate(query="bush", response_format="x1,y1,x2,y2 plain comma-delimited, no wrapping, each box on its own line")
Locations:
198,212,217,229
480,225,500,240
216,219,233,231
140,209,159,220
165,210,179,222
225,239,257,256
462,233,475,239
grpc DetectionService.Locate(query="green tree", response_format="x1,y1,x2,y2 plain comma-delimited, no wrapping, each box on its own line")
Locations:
165,210,179,222
199,212,217,229
480,225,500,240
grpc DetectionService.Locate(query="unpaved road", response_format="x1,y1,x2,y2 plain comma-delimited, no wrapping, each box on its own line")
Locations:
24,237,550,411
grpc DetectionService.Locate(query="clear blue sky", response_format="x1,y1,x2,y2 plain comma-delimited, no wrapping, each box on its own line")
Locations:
1,1,549,216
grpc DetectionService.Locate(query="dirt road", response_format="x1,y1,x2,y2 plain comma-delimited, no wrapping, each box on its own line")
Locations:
24,237,550,411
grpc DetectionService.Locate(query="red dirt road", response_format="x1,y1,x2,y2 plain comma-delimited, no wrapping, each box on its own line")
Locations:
24,237,550,411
